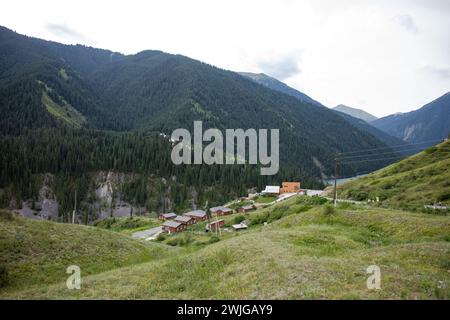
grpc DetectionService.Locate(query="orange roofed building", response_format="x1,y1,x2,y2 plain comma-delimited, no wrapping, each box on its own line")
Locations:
280,182,301,194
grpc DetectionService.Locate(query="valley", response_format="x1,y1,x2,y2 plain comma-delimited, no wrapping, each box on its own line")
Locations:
0,23,449,301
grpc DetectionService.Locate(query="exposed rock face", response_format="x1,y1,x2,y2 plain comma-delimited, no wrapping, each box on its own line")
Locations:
94,171,146,219
14,175,59,220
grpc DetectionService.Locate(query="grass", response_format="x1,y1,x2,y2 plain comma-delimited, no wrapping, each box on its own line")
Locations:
228,200,252,210
254,195,277,204
93,216,161,235
40,81,86,128
331,140,450,212
2,196,448,299
0,210,176,294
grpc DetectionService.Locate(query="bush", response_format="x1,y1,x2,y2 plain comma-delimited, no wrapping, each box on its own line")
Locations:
0,265,8,288
437,191,450,202
0,210,14,221
233,215,245,224
322,204,335,215
156,233,166,242
208,236,220,244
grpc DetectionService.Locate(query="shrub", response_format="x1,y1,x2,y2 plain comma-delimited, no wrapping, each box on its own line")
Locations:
0,265,8,288
437,191,450,202
0,210,14,221
322,204,335,215
233,215,245,224
208,236,220,244
156,233,166,242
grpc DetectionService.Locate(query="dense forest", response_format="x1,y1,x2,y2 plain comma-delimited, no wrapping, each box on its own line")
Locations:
0,26,402,221
0,128,320,221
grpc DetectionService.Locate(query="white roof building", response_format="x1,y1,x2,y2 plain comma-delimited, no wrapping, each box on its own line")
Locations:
232,222,248,230
261,186,280,194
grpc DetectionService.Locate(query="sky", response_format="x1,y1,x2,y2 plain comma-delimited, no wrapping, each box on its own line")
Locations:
1,0,449,117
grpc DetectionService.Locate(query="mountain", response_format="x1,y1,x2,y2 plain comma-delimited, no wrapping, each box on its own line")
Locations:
331,139,450,211
371,92,450,147
331,111,412,155
333,104,378,123
0,26,405,219
238,72,324,107
240,69,409,153
0,26,397,176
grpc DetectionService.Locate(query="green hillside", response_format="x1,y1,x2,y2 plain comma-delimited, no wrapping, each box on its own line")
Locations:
1,197,449,299
0,210,176,293
333,140,450,211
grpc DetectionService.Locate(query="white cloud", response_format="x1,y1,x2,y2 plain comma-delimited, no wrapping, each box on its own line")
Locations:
45,23,88,42
256,51,303,80
0,0,449,117
394,14,419,34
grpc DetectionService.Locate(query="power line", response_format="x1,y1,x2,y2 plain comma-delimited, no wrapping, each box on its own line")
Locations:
340,146,425,160
338,139,443,156
341,155,407,164
341,147,450,160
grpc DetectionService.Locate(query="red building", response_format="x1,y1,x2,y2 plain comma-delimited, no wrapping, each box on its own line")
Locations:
238,205,255,213
184,210,207,221
159,212,177,221
174,215,195,226
210,206,233,216
162,220,185,233
207,219,224,231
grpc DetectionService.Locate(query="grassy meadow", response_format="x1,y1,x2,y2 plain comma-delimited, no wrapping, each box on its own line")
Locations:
1,195,448,299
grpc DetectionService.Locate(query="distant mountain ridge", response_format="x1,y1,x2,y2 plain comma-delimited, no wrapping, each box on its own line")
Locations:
240,70,409,153
238,72,324,107
333,104,378,123
0,25,400,180
372,92,450,147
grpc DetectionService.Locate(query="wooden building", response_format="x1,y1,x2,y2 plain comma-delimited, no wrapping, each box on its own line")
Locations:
174,215,195,226
207,219,224,231
162,220,185,233
159,212,177,221
184,210,207,221
210,206,233,216
238,205,255,213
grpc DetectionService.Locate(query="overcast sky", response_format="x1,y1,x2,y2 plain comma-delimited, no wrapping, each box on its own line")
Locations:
1,0,449,117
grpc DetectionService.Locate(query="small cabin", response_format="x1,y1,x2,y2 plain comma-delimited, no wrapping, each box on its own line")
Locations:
210,206,233,216
159,212,177,221
207,219,225,231
174,215,195,226
184,210,207,221
238,205,255,213
162,220,185,233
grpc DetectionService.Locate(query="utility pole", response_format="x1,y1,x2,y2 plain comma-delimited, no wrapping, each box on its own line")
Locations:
72,190,77,224
333,153,340,207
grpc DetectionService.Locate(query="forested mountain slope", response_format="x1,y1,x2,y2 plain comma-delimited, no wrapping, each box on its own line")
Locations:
371,92,450,147
0,26,404,219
